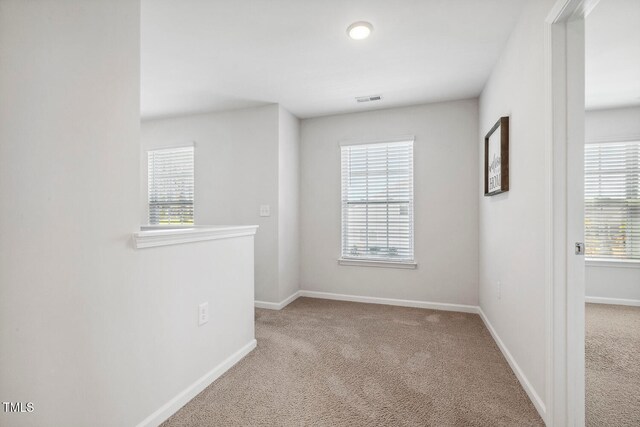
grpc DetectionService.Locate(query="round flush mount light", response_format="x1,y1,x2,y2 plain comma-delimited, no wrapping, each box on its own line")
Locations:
347,21,373,40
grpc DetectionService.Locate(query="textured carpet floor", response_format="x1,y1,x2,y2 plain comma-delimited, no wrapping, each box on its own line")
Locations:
586,303,640,427
163,298,543,426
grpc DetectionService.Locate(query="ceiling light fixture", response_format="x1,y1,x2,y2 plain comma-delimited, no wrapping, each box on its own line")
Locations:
347,21,373,40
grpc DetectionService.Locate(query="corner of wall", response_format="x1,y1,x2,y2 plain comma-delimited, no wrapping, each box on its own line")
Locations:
276,105,301,302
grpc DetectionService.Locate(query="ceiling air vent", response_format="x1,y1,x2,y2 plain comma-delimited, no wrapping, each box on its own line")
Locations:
356,94,382,103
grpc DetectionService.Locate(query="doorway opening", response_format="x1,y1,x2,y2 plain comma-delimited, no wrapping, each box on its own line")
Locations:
584,0,640,425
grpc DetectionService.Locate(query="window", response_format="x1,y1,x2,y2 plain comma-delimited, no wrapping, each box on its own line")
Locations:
148,146,194,225
341,138,414,264
585,140,640,260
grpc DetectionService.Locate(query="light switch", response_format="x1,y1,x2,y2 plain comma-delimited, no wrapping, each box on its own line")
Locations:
259,205,270,217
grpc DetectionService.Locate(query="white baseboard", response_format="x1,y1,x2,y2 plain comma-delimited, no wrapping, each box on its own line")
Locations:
255,291,301,310
298,290,479,314
254,300,282,310
136,339,257,427
477,308,546,423
585,296,640,307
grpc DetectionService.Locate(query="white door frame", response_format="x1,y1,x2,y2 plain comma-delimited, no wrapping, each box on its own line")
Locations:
545,0,599,425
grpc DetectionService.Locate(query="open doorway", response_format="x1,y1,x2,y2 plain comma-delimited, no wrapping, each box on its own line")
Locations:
584,0,640,425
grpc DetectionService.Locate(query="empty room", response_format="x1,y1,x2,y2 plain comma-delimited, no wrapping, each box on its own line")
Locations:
1,0,638,426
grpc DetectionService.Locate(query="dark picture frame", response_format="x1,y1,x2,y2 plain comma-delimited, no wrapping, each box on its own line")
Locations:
484,116,509,196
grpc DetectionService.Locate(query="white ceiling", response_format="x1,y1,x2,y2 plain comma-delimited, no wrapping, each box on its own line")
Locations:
141,0,527,120
586,0,640,110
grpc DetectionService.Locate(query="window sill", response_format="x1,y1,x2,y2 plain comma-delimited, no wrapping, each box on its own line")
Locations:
338,258,417,269
586,258,640,269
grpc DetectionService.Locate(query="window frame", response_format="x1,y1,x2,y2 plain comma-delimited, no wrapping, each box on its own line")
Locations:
338,136,416,268
147,144,195,226
584,137,640,263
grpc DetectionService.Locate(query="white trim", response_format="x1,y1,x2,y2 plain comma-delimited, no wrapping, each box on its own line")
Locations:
586,258,640,268
546,1,590,425
585,296,640,307
586,135,640,144
547,0,577,21
298,290,478,313
254,300,283,310
478,308,547,421
339,135,415,147
140,224,198,230
133,225,258,249
254,291,301,310
543,14,556,427
337,258,417,269
546,0,600,21
135,339,256,427
581,0,602,17
145,141,196,152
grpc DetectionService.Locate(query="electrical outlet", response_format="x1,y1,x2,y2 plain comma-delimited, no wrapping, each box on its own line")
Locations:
259,205,270,217
198,302,209,326
497,281,502,300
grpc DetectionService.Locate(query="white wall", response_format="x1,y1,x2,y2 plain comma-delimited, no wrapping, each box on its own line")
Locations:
0,2,255,426
300,100,479,305
278,106,301,301
585,106,640,301
142,106,280,302
478,0,555,416
585,264,640,302
141,105,301,303
586,106,640,140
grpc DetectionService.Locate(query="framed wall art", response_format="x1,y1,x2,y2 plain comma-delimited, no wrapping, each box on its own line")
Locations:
484,116,509,196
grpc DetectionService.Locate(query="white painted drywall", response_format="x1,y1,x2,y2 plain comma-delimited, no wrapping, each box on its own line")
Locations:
585,263,640,301
299,100,479,306
0,2,255,426
585,0,640,110
141,105,301,303
585,106,640,301
586,106,640,139
132,236,256,426
278,106,301,301
478,0,555,411
141,106,281,302
140,0,528,119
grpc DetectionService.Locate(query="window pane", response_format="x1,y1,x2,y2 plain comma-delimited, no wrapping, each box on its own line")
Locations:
341,140,414,261
148,146,195,225
584,141,640,260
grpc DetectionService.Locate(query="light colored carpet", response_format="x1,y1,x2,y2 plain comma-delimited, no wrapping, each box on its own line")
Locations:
586,303,640,427
162,297,543,426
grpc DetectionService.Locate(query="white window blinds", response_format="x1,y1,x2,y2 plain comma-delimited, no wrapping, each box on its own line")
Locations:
341,139,414,262
148,146,194,225
585,140,640,260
